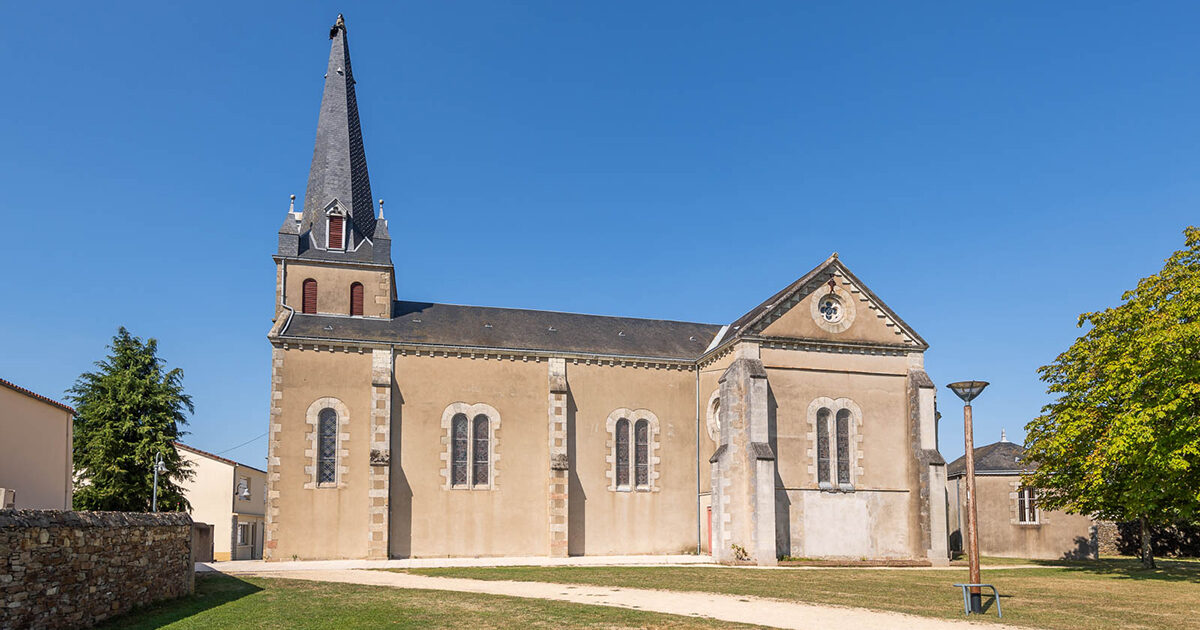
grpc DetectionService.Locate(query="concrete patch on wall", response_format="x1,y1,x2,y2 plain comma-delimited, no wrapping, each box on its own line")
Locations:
796,490,909,558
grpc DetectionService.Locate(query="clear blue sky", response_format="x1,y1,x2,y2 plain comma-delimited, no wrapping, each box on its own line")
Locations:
2,2,1196,468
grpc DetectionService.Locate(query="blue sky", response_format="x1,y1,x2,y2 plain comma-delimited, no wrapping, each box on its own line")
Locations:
2,2,1196,467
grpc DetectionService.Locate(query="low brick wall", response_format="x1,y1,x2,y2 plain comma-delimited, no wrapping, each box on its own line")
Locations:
0,510,194,629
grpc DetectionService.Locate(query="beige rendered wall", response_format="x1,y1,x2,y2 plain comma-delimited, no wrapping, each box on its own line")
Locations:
566,362,700,556
950,475,1095,560
178,449,235,559
282,260,392,319
273,348,374,560
0,387,72,510
760,347,918,559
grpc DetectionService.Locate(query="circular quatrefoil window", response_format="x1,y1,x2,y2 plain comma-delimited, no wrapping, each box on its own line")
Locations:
810,283,856,333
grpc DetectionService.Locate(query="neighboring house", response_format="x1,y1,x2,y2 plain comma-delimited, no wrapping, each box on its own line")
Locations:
175,442,266,561
262,15,949,566
0,378,74,510
947,432,1096,560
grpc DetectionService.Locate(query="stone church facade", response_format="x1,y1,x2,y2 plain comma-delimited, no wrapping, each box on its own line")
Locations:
265,16,950,566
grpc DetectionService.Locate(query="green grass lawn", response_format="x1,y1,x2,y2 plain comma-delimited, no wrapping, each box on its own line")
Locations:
406,558,1200,630
94,573,764,630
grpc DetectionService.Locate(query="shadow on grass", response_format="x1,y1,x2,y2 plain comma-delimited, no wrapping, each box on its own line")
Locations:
95,573,261,630
952,552,1200,584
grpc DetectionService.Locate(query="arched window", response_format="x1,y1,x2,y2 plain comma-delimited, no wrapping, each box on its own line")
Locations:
302,279,318,314
473,414,490,486
328,214,345,250
634,419,649,487
350,282,364,316
816,407,831,487
835,408,852,486
451,414,469,486
615,418,630,488
317,408,338,484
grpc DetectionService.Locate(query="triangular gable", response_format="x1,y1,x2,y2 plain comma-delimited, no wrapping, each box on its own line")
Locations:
721,254,928,350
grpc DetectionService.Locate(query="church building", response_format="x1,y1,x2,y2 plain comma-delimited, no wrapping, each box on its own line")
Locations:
265,16,950,566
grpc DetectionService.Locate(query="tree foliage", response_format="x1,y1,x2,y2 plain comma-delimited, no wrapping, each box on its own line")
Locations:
1025,227,1200,565
69,327,193,511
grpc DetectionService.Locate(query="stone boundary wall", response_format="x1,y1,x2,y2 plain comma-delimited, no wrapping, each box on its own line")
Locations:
1096,519,1200,558
0,510,194,629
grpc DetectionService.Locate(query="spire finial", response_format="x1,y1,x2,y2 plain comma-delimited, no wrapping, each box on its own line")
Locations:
378,199,385,219
330,14,345,39
289,194,295,213
1000,429,1008,442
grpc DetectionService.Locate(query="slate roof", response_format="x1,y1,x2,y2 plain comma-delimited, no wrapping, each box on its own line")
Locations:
282,301,722,361
0,377,74,415
946,440,1031,478
297,15,381,258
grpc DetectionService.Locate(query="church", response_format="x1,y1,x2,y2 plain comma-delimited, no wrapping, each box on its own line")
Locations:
265,16,950,566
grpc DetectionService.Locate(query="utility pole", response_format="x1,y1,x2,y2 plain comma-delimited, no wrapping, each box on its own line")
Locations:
948,380,989,614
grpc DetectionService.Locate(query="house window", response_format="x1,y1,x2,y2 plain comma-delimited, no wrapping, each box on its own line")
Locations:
350,282,364,316
317,408,338,484
237,477,250,501
302,279,318,314
444,405,497,489
328,214,345,250
816,407,831,487
237,523,249,546
1018,487,1039,524
615,418,630,489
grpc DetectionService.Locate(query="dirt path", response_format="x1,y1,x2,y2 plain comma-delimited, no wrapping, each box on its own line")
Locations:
239,568,1019,630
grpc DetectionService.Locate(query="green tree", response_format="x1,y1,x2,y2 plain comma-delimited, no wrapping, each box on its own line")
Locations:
1025,227,1200,568
69,327,193,511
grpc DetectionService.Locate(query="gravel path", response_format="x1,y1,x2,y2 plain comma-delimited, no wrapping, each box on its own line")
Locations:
238,568,1020,630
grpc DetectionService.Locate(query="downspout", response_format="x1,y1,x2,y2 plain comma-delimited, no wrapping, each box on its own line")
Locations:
695,363,701,554
279,259,297,336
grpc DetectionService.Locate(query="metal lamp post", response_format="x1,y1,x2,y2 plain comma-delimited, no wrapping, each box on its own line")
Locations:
151,452,167,512
947,380,989,614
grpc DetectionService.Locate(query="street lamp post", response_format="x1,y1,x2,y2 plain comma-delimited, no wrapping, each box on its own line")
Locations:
151,452,167,512
947,380,989,614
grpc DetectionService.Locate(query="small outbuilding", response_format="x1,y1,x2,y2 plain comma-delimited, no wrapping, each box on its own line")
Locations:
175,442,266,561
947,432,1096,560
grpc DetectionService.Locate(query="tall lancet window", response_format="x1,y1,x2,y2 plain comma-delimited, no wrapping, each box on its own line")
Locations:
317,408,338,484
634,419,649,487
472,415,490,486
328,214,345,250
835,408,852,486
816,407,832,487
451,414,469,486
615,418,630,488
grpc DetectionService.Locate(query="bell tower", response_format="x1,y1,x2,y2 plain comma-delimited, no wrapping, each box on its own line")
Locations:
273,14,394,324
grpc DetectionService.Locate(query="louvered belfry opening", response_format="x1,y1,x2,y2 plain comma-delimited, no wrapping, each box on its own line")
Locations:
350,282,364,316
302,279,318,314
328,215,345,249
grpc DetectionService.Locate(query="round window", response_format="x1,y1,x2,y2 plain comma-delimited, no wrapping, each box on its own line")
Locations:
818,295,843,323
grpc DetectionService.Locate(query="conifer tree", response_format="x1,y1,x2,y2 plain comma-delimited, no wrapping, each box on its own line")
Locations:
69,327,193,511
1025,227,1200,568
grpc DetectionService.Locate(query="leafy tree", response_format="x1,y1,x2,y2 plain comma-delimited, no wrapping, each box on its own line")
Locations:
69,327,193,511
1025,227,1200,568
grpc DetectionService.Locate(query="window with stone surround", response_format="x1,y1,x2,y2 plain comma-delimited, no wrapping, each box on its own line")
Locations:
317,408,338,484
304,397,349,489
606,408,660,492
1017,487,1039,524
441,403,500,490
807,397,861,492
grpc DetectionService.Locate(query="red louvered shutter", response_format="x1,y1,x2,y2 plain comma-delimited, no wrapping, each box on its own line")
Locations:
350,283,364,316
328,215,344,249
302,279,318,314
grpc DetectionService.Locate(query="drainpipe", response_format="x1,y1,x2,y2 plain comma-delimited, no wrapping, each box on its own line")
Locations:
695,364,701,554
279,259,297,335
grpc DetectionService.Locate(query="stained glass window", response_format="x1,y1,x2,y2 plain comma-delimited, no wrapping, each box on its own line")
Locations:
835,408,851,485
451,414,468,486
318,408,338,483
472,415,489,486
819,296,842,322
634,420,649,487
615,418,630,488
816,407,831,485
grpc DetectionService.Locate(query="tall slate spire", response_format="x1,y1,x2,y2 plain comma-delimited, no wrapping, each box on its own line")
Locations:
301,14,377,246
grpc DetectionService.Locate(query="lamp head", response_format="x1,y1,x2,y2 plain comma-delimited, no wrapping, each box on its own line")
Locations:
947,380,989,404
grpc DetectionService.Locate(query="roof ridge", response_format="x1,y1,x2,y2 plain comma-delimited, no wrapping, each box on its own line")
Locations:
396,299,723,328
